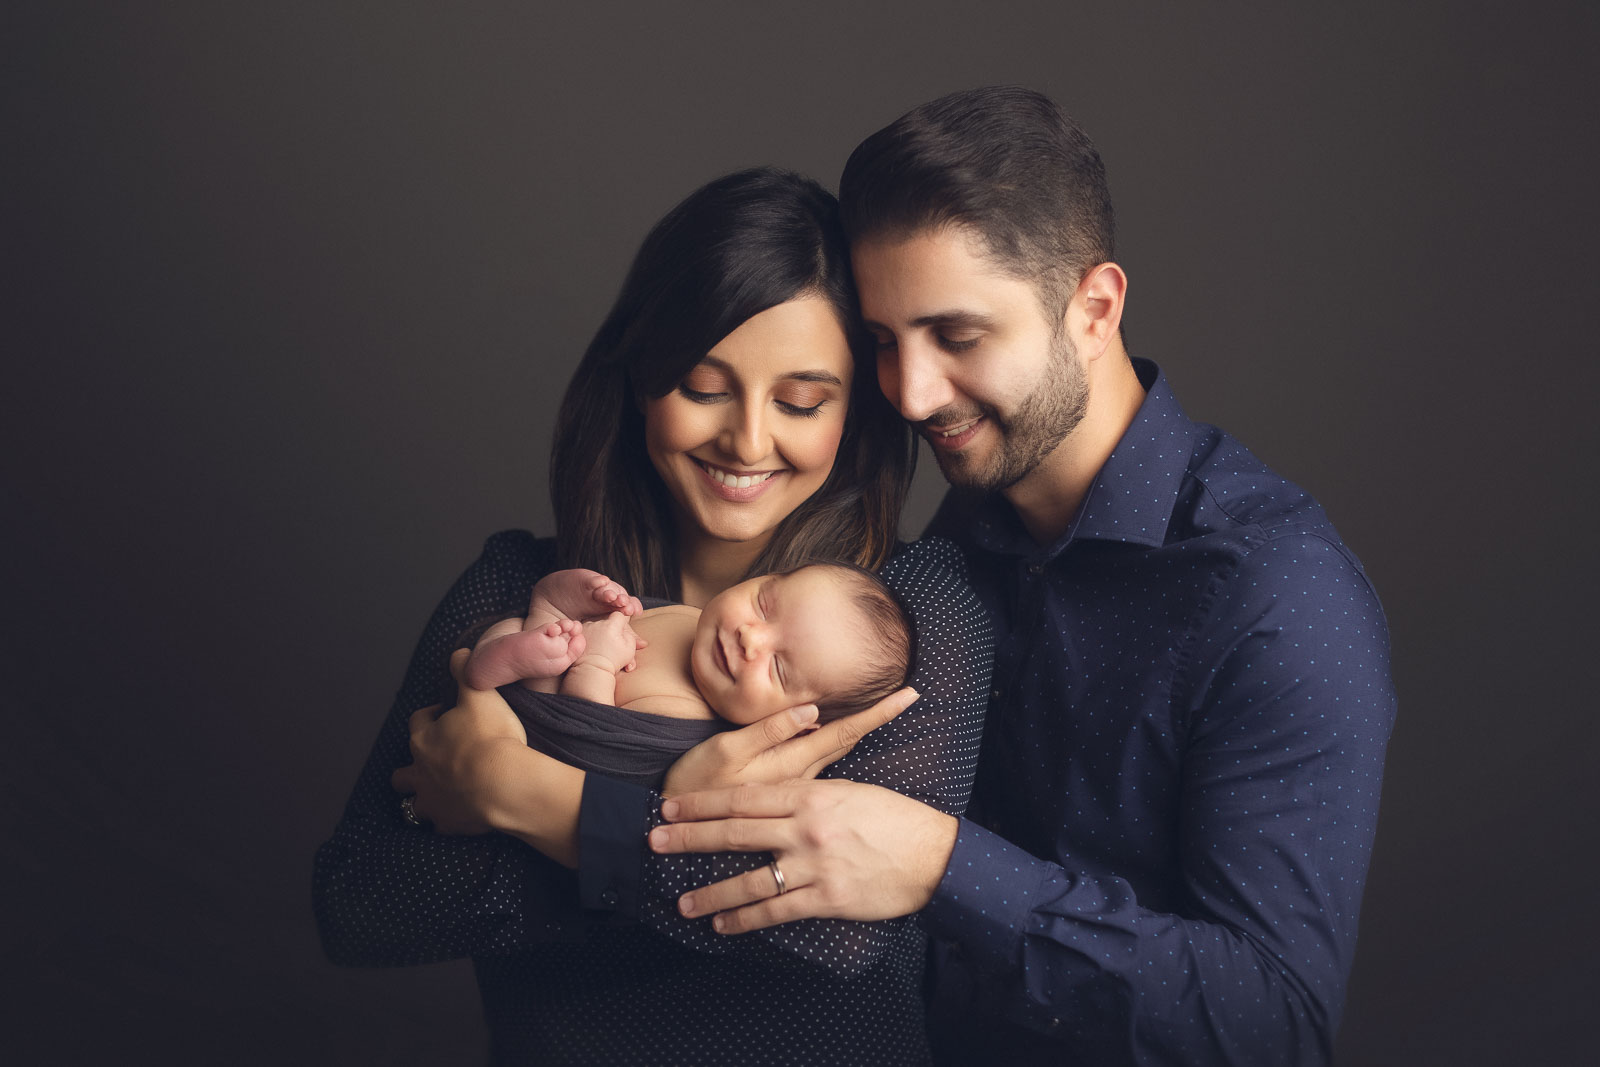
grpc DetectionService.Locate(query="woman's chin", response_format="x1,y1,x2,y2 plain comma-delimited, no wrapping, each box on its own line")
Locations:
687,512,782,548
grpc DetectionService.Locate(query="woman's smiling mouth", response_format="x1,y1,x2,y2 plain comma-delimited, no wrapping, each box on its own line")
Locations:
694,458,782,499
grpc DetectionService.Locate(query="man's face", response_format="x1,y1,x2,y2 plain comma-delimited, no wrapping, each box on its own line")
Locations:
852,226,1088,494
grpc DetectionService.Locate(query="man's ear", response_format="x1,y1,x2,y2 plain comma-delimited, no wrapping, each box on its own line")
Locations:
1067,262,1127,361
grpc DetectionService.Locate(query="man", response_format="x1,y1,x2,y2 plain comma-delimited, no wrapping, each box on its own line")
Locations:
649,86,1396,1064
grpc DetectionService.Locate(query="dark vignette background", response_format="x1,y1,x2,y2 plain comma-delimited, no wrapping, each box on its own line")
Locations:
6,3,1596,1063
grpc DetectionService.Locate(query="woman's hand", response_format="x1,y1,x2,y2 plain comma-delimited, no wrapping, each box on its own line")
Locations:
661,686,919,797
391,648,530,835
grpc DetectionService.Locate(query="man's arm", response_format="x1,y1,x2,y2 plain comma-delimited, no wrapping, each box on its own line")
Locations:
654,535,1395,1062
578,537,994,975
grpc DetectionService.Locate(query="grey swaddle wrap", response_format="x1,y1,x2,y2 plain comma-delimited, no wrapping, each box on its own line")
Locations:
496,595,724,789
499,686,724,789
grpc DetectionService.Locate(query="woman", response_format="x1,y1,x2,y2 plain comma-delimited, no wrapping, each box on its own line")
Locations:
313,168,993,1064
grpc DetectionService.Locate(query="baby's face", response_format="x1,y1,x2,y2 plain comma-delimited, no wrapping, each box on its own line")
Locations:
690,566,866,724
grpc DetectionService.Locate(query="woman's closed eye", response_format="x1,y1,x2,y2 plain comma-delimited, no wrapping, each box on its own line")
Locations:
776,398,826,418
674,384,831,418
678,384,725,404
774,383,832,418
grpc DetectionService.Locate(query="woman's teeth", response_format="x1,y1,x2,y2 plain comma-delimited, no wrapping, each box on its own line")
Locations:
705,466,774,489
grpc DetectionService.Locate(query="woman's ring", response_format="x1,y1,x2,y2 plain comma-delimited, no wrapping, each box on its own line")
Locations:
769,859,788,895
401,794,424,827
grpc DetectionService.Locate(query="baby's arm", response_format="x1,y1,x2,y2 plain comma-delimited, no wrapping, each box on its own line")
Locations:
558,611,643,705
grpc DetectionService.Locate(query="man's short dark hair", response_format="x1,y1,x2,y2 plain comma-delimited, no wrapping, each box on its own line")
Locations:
838,85,1115,321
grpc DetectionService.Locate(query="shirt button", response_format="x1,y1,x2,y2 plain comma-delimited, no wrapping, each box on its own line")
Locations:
600,889,619,907
1028,563,1045,577
990,687,1004,703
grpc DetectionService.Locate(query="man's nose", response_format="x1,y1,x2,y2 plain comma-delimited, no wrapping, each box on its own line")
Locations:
718,401,772,466
879,342,953,423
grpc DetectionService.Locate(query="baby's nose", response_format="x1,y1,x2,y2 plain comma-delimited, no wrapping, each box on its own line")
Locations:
737,622,764,659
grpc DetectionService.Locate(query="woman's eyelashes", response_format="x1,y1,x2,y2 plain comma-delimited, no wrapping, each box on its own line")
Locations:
673,383,830,417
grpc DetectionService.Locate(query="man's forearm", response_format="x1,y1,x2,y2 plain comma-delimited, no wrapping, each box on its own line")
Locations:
924,821,1339,1065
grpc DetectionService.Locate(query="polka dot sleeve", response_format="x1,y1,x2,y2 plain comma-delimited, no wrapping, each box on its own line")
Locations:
312,531,576,965
922,531,1394,1061
634,536,995,975
314,534,993,975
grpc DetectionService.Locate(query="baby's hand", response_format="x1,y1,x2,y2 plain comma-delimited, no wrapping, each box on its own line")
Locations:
572,611,647,674
585,572,644,617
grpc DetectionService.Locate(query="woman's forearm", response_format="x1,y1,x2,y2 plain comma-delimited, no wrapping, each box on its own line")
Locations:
477,739,586,868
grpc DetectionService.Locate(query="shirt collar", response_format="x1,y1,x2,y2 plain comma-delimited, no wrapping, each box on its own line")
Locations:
964,358,1200,557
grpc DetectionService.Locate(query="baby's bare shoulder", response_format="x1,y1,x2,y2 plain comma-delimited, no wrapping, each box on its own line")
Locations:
641,604,699,620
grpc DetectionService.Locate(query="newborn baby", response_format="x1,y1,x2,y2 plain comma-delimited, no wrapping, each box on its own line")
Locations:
465,563,913,724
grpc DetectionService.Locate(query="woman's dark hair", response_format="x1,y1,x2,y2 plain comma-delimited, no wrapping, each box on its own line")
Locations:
551,167,915,600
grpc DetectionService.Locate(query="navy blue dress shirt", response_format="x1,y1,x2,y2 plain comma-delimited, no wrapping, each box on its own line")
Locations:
920,358,1396,1066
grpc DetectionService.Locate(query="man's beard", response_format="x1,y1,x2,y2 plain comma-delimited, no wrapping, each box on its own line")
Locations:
927,331,1088,492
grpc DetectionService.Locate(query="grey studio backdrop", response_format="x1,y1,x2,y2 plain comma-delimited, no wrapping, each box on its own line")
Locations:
6,3,1596,1063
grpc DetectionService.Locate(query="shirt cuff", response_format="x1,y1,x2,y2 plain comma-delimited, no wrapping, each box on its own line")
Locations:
577,772,651,916
922,818,1055,977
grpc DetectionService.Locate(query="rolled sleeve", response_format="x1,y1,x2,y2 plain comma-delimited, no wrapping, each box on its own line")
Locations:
577,772,651,915
923,818,1055,976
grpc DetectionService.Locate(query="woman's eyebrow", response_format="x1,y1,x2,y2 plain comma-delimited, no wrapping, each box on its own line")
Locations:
698,355,842,386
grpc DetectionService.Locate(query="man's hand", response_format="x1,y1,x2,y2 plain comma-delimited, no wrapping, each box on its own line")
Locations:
392,648,529,834
661,687,919,797
648,778,958,933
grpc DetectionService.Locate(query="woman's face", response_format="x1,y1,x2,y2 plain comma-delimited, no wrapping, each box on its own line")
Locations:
645,295,853,556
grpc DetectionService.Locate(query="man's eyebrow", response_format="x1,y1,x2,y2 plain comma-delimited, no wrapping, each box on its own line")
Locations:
863,310,996,332
698,355,843,386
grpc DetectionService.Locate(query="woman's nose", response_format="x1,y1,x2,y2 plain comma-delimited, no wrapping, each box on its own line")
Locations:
718,402,772,466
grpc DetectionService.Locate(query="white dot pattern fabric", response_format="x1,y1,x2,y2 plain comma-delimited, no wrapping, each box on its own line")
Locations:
918,359,1397,1064
315,535,993,1064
